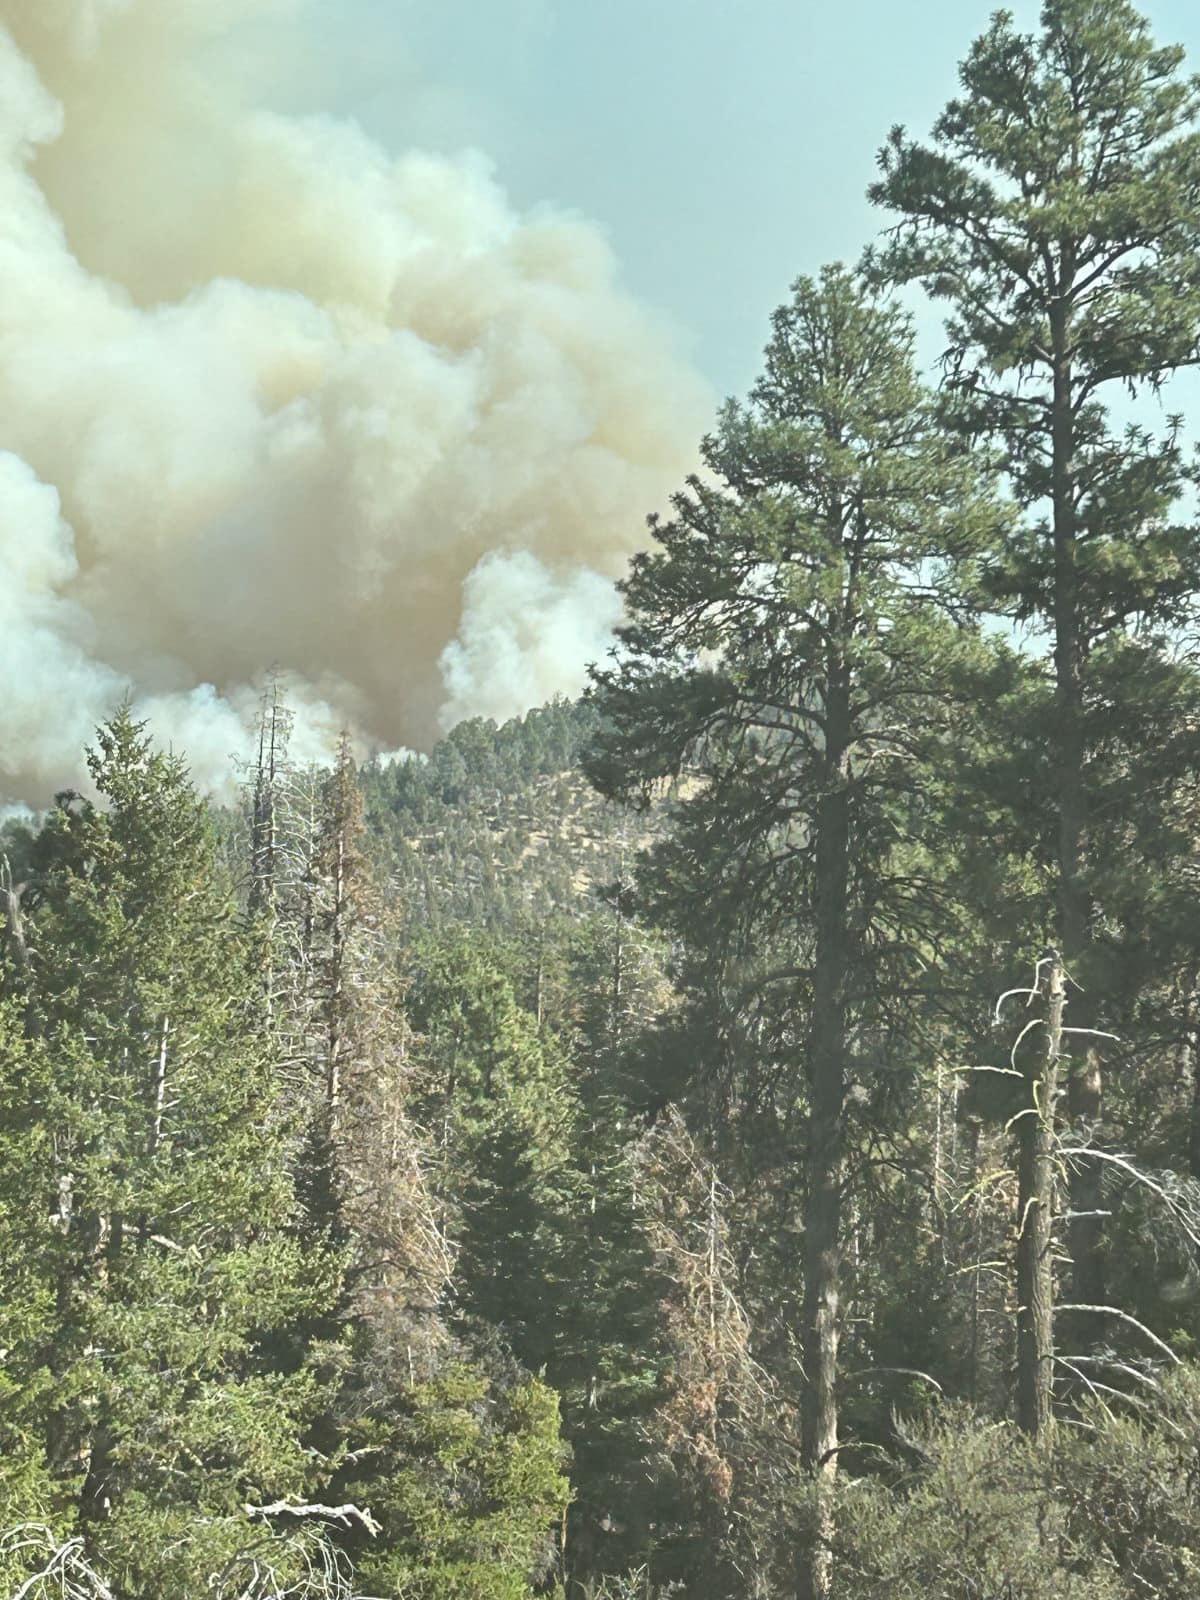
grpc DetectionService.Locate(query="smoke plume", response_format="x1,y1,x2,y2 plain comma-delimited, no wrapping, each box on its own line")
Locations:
0,0,708,804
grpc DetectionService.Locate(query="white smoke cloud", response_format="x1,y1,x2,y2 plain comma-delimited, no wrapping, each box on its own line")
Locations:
439,551,625,731
0,0,708,803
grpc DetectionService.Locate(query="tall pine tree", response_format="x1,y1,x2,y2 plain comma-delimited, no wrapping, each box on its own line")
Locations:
588,265,1004,1600
871,0,1200,1318
1,711,345,1593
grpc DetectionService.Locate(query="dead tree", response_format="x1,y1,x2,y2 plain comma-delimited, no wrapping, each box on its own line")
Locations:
1006,951,1065,1438
0,853,30,971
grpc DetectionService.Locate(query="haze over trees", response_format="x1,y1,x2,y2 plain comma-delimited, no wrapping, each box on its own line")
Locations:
6,3,1200,1598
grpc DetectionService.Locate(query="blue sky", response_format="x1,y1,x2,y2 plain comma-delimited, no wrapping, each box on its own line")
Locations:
293,0,1200,399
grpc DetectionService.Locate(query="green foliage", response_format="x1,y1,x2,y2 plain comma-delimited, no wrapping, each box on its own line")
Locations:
343,1364,570,1600
0,1009,59,1538
834,1408,1119,1600
1059,1363,1200,1597
361,700,615,936
407,931,578,1365
872,0,1200,573
403,926,673,1588
871,0,1200,995
837,1365,1200,1600
0,711,346,1591
588,263,1005,1018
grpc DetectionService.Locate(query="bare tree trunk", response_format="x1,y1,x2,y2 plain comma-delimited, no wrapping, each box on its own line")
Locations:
249,675,292,1024
148,1015,169,1155
249,677,285,921
965,1117,983,1405
0,854,29,970
1015,952,1064,1438
932,1056,950,1212
798,674,850,1600
327,818,346,1136
534,919,545,1028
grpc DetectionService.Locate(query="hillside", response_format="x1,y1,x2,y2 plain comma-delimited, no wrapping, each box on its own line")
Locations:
361,699,652,933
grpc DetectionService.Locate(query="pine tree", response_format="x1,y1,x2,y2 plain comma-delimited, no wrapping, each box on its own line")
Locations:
406,932,578,1371
294,731,373,1247
870,0,1200,1315
4,711,346,1592
588,265,1004,1600
555,911,675,1594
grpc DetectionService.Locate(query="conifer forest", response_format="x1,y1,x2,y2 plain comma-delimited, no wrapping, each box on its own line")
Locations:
13,2,1200,1596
